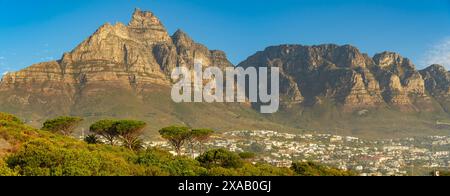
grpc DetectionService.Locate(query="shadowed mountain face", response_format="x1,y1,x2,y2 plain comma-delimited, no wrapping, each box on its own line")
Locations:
1,9,450,138
238,45,447,112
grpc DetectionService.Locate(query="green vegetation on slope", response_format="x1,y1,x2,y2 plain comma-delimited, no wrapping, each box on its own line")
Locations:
0,112,354,176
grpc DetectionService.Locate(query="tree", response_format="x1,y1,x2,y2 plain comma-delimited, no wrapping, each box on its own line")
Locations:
42,116,83,136
159,126,191,156
84,134,102,144
128,138,145,152
196,149,244,169
249,142,265,153
191,129,214,155
238,152,256,160
113,120,147,150
89,120,118,145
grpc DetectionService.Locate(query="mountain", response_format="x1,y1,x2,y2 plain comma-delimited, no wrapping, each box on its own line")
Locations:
1,9,450,138
238,44,442,111
238,44,450,137
0,9,287,138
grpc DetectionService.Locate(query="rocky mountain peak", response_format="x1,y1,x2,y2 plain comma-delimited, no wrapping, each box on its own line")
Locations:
422,64,447,73
373,51,415,70
61,9,173,65
420,64,450,97
171,29,194,47
128,9,164,29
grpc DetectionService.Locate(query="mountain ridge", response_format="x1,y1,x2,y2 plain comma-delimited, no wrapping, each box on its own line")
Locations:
238,44,447,112
1,9,450,138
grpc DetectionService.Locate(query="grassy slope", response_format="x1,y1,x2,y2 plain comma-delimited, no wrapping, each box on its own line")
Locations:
2,83,450,140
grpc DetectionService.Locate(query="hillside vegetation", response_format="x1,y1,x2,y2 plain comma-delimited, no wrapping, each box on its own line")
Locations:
0,112,354,176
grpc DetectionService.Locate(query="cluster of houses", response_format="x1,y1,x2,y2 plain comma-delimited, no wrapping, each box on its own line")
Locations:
145,130,450,176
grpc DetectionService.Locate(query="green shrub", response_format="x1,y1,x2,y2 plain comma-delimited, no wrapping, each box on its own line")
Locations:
5,139,137,176
291,161,355,176
135,148,206,176
84,134,102,144
236,163,295,176
239,152,256,160
207,167,239,176
0,112,23,124
196,149,244,169
0,160,19,176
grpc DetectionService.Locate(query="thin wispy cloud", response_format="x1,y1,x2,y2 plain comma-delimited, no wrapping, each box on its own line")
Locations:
421,37,450,69
0,56,5,60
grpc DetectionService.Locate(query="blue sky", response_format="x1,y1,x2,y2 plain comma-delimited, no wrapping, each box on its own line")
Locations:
1,0,450,75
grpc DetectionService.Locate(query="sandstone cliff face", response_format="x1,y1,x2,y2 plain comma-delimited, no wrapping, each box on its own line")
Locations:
238,44,385,109
0,9,233,120
154,29,233,76
238,45,444,112
420,64,450,97
371,52,432,111
419,64,450,112
0,61,76,117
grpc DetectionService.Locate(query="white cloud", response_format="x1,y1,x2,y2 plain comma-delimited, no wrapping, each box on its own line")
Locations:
421,37,450,69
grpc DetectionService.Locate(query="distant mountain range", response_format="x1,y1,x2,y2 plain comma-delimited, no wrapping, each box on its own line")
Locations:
1,9,450,138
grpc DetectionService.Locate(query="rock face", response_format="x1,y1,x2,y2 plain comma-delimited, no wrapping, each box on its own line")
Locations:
239,45,384,110
420,64,450,112
0,9,233,122
238,45,444,112
371,52,431,111
420,64,450,96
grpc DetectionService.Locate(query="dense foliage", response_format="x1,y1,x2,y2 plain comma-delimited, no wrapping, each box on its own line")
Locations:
291,161,356,176
0,112,23,124
84,134,102,144
42,116,83,136
196,149,244,169
0,112,354,176
89,119,147,150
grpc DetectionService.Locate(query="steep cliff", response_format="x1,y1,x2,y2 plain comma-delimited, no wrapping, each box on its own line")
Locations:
238,44,386,110
238,45,444,113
